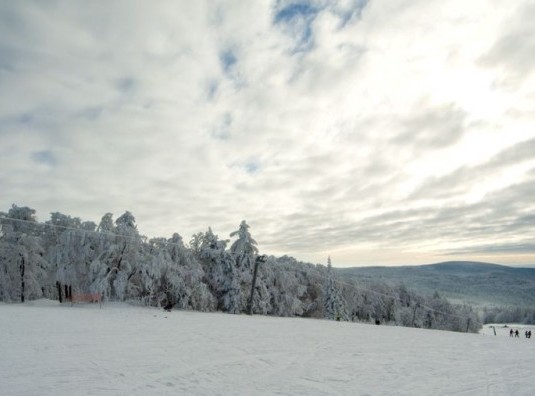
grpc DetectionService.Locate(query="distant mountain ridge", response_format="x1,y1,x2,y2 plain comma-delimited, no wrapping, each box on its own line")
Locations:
336,261,535,307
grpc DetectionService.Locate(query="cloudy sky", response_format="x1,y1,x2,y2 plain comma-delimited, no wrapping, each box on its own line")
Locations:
1,0,534,267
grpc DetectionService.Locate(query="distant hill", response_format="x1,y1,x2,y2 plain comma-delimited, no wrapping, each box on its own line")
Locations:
336,261,535,307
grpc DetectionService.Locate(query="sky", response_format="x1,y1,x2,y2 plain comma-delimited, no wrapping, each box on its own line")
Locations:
1,0,534,267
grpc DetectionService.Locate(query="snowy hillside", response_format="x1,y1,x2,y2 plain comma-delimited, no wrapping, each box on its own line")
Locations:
1,301,533,395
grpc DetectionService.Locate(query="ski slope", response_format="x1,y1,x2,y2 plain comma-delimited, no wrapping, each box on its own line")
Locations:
1,300,533,395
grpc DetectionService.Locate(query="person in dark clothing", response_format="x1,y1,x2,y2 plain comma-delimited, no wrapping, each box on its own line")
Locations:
510,329,514,337
515,329,519,338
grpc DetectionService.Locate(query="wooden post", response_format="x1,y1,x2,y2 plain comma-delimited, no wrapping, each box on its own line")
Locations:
247,255,266,315
19,254,25,303
56,281,63,303
412,304,419,327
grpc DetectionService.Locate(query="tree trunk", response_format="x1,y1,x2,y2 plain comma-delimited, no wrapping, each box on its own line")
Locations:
19,254,25,303
57,281,63,303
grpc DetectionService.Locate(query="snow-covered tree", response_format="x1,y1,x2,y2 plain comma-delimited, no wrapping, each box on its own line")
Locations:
163,232,214,311
97,212,114,233
89,211,145,300
198,228,242,313
0,205,48,302
267,260,305,316
229,220,258,270
44,212,98,299
230,220,264,310
323,257,347,321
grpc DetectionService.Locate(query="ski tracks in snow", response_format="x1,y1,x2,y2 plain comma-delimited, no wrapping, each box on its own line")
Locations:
1,303,535,395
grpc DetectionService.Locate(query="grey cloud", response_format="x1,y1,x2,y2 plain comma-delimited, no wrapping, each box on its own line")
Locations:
0,45,20,72
405,177,535,243
210,113,232,140
395,103,467,149
262,173,535,258
400,181,535,245
116,77,136,94
31,150,57,167
409,166,471,200
410,137,535,200
479,3,535,84
205,79,218,100
445,241,535,256
485,137,535,169
77,106,104,120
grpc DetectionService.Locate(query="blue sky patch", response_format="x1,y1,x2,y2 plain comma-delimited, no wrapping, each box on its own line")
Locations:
219,50,237,73
245,160,261,174
274,3,317,23
273,3,319,52
16,113,33,125
211,113,232,140
31,150,57,167
116,77,136,93
336,0,369,27
78,106,103,120
206,79,218,100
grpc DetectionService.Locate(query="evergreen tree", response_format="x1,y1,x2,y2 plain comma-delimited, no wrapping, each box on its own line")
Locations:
45,212,98,297
0,205,48,302
229,220,258,270
323,257,347,321
230,221,267,311
199,228,242,313
89,211,144,300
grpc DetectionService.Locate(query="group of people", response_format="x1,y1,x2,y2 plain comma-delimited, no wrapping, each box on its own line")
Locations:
509,328,532,338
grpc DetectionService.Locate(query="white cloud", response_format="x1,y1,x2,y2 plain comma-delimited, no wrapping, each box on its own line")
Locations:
1,0,534,266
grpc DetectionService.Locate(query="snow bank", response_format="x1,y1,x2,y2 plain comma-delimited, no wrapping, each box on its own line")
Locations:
1,302,534,395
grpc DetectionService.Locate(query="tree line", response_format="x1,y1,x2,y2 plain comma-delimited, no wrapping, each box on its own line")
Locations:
0,204,481,333
480,305,535,325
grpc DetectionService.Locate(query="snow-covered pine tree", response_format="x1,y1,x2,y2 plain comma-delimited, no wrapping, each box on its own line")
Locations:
229,220,258,270
138,237,167,306
323,257,347,321
45,212,99,299
162,233,214,311
268,260,305,316
0,205,48,302
198,228,242,313
111,211,145,300
97,212,114,233
89,211,145,300
89,213,118,297
230,221,269,312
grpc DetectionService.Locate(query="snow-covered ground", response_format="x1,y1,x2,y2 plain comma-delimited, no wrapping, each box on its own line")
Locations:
1,300,534,395
480,323,534,338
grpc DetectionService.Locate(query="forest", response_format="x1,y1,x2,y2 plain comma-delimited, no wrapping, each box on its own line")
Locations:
0,204,482,333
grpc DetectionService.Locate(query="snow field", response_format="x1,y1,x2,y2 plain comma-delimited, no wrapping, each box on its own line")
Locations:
1,301,534,395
